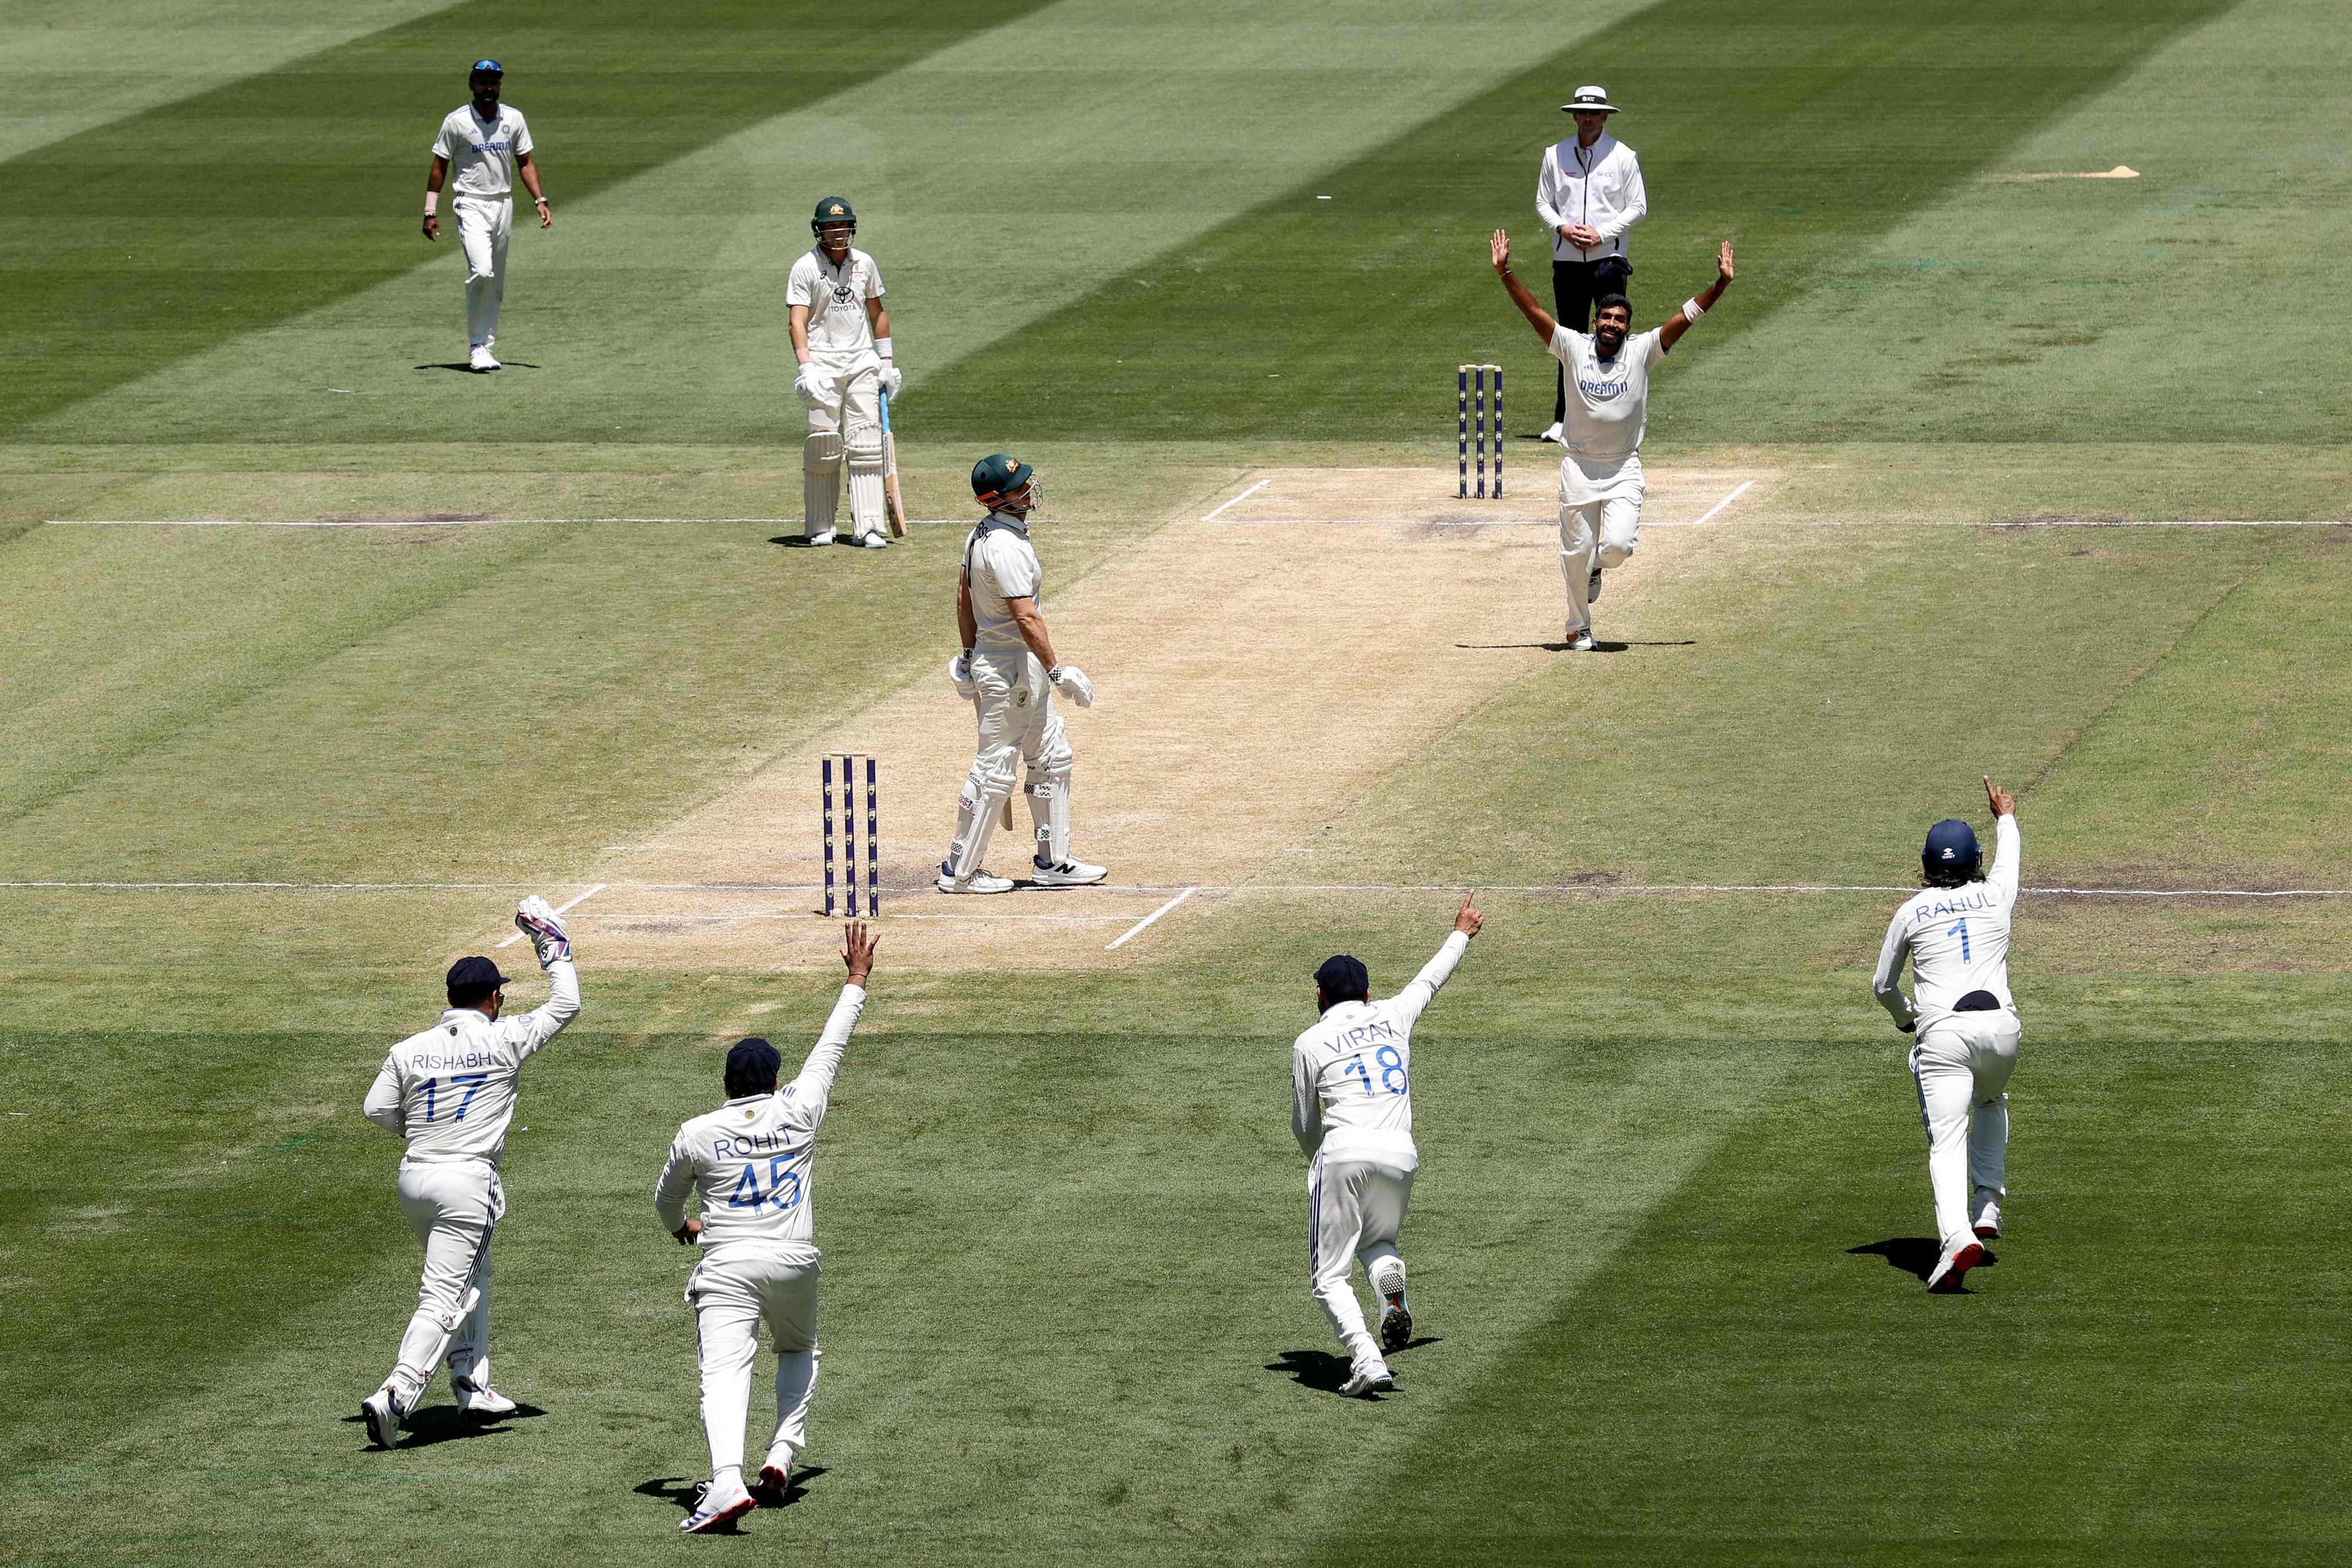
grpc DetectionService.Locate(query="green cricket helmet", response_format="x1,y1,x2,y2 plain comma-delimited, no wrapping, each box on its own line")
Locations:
970,453,1038,512
810,196,856,237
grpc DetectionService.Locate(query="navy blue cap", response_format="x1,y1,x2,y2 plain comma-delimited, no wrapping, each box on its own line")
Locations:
725,1037,783,1097
1315,955,1370,1006
1923,818,1980,868
446,955,511,994
471,59,504,75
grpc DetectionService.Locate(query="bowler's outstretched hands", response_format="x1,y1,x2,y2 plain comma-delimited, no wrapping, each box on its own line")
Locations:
1984,775,2016,818
1717,241,1736,283
1490,229,1512,273
1454,891,1484,939
843,919,878,986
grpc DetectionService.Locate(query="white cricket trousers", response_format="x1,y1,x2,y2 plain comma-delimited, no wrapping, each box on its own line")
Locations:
390,1158,502,1400
803,350,886,539
688,1245,821,1479
1308,1155,1413,1363
1910,1011,2021,1253
453,194,511,350
1558,455,1643,635
944,648,1073,876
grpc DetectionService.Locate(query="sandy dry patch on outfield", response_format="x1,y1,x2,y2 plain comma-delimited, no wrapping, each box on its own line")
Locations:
1210,465,1778,526
546,469,1757,970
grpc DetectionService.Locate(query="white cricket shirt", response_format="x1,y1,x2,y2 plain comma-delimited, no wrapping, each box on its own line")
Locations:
1872,816,2022,1032
362,959,580,1167
786,246,885,357
1290,932,1470,1172
1535,133,1646,262
654,986,864,1259
432,103,532,200
963,513,1044,659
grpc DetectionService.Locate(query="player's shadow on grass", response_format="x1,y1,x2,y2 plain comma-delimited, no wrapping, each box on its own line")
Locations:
1455,639,1697,654
339,1401,544,1449
412,361,542,373
637,1467,828,1523
1849,1236,1996,1282
1265,1343,1438,1398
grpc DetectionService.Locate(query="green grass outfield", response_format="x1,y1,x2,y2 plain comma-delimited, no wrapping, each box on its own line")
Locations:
5,0,2352,1563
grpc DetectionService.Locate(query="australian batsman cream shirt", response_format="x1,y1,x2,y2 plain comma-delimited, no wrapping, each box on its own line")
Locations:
786,246,885,357
963,512,1044,660
362,959,580,1167
1289,932,1471,1173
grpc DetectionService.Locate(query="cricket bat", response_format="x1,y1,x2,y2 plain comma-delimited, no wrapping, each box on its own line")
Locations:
879,388,909,538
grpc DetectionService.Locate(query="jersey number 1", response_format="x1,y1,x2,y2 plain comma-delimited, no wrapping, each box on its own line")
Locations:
1946,918,1971,961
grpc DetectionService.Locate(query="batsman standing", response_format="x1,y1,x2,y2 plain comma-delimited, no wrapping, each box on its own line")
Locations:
1873,777,2024,1293
937,454,1106,893
422,60,551,373
360,897,580,1447
1490,229,1733,650
655,921,876,1534
789,198,901,549
1293,895,1483,1396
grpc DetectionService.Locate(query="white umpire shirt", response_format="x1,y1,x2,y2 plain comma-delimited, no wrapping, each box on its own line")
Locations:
1872,816,2022,1033
1535,132,1647,263
963,512,1044,661
654,985,865,1262
786,247,885,358
1290,932,1471,1173
362,959,581,1166
432,103,532,201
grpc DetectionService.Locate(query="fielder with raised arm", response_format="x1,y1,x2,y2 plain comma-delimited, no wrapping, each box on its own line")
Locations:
1873,777,2023,1294
1491,229,1733,650
655,921,876,1535
790,198,901,549
360,897,580,1448
422,60,551,373
937,454,1105,893
1292,894,1484,1396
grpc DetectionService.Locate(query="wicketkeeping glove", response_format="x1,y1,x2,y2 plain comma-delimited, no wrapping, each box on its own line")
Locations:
515,895,573,968
948,652,978,701
1048,664,1094,708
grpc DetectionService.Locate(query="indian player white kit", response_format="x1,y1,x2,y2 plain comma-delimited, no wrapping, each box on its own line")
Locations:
1548,323,1665,635
431,103,533,353
361,957,579,1409
787,246,889,541
654,985,865,1488
1874,815,2023,1254
1292,931,1470,1380
943,513,1076,879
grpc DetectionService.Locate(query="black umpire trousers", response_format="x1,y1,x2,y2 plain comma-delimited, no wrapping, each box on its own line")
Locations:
1552,254,1632,423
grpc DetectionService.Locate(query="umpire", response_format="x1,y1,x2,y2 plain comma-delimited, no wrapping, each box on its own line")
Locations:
1536,84,1647,443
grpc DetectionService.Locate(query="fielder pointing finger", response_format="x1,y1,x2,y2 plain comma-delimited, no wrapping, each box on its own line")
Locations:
1873,777,2024,1293
789,198,899,549
359,897,580,1448
656,921,876,1534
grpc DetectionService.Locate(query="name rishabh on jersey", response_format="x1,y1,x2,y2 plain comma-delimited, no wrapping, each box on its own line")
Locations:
1290,932,1472,1172
654,987,866,1257
362,959,581,1166
1873,815,2022,1032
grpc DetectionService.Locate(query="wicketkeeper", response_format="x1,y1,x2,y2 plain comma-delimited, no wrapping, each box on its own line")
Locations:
360,897,580,1448
789,197,899,549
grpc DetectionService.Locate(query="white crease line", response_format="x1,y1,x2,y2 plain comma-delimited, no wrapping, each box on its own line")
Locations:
1105,886,1199,950
586,910,1133,925
1197,479,1271,523
495,883,607,947
1689,479,1756,527
6,879,2347,899
42,516,976,528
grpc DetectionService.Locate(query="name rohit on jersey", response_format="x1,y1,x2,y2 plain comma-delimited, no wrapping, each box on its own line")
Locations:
1327,1018,1404,1051
1911,887,1999,924
713,1130,801,1160
411,1047,501,1071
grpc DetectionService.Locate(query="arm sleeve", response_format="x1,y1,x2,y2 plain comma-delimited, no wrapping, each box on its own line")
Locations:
991,537,1042,600
653,1133,698,1233
1990,814,2021,902
1642,329,1669,368
863,257,885,299
1291,1045,1323,1157
1550,323,1577,367
1600,153,1646,240
509,958,581,1060
1534,147,1565,230
784,983,867,1126
511,113,532,157
363,1054,406,1135
430,117,456,159
785,259,815,308
1392,930,1472,1028
1872,914,1917,1026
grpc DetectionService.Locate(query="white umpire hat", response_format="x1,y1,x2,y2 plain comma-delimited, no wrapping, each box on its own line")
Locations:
1561,84,1619,114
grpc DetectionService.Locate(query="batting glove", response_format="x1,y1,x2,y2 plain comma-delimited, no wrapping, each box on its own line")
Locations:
948,652,978,701
793,362,832,407
515,895,573,968
1048,664,1094,708
880,362,904,398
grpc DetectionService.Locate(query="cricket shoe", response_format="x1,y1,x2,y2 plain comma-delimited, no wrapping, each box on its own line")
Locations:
1029,856,1107,888
853,532,890,549
1589,566,1604,603
468,345,500,372
1925,1239,1987,1294
679,1477,755,1534
1370,1259,1412,1353
804,528,837,547
1565,626,1596,652
452,1376,516,1421
1339,1358,1395,1398
936,862,1014,894
1540,421,1564,443
1972,1187,2002,1240
360,1384,406,1450
752,1458,794,1507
